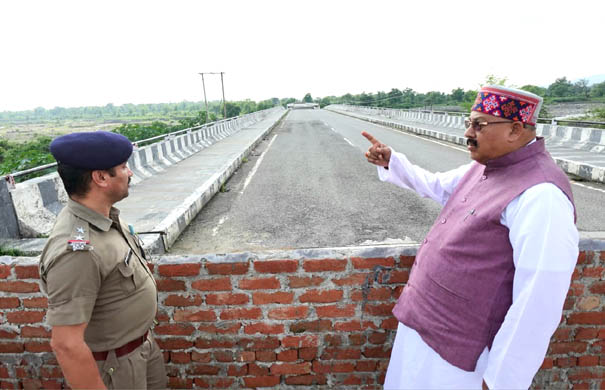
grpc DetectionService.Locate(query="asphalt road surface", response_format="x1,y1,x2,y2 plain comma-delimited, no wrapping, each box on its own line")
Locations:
171,109,605,254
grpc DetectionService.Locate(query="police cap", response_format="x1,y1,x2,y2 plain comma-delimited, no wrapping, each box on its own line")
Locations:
50,131,133,170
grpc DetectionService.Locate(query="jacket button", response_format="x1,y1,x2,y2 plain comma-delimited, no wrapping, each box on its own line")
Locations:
423,238,428,244
441,218,447,224
461,197,467,202
481,175,487,180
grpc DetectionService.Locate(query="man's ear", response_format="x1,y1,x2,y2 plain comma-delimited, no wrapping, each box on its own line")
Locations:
90,170,110,188
508,121,525,142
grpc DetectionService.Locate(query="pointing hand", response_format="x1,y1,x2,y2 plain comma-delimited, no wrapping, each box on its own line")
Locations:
362,131,391,168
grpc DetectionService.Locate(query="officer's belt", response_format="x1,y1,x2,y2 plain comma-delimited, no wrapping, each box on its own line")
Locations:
92,331,148,361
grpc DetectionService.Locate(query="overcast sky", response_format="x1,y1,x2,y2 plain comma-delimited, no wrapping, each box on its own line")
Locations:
1,0,603,112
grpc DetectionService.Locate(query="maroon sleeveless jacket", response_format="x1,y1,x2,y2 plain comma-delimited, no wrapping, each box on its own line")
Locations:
392,138,575,371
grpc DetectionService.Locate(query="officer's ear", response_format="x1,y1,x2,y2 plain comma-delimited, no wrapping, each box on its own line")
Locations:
90,170,111,188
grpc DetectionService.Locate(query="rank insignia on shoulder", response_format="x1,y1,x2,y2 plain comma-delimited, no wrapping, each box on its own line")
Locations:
68,240,92,251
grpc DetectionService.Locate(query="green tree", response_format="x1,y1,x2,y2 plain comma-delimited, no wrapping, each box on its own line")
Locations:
450,88,465,102
520,85,547,97
482,74,508,87
303,93,313,103
590,81,605,97
548,77,573,97
225,102,241,118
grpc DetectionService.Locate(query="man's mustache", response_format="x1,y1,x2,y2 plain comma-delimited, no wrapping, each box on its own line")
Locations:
466,138,478,147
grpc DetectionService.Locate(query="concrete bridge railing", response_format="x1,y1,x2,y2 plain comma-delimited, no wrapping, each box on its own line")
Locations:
1,107,284,239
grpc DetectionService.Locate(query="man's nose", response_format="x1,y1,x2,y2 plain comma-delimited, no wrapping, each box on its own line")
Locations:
464,124,475,138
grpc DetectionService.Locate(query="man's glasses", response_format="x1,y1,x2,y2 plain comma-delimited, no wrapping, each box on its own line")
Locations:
464,118,513,132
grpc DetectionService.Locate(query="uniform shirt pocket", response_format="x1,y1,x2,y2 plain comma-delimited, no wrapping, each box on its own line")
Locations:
117,261,137,293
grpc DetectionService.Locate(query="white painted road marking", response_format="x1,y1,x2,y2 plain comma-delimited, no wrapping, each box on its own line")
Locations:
240,133,278,194
212,216,228,237
343,137,355,147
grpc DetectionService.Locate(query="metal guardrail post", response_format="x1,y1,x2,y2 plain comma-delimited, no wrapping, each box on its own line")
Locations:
0,176,20,238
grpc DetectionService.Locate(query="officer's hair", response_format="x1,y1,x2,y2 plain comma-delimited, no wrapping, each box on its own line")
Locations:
57,163,93,197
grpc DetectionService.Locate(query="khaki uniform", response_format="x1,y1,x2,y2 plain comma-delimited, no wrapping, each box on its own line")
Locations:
40,199,166,389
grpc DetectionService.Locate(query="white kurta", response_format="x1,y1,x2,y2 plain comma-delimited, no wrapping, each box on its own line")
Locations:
379,148,579,390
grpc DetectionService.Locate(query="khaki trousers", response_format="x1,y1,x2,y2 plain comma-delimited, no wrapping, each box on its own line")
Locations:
96,333,167,389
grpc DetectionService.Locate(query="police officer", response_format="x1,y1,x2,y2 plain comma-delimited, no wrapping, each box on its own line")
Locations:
39,131,167,389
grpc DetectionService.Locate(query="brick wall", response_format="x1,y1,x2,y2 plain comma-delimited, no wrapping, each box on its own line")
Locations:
0,245,603,389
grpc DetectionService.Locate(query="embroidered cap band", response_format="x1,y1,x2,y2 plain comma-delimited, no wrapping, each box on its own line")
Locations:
471,85,543,126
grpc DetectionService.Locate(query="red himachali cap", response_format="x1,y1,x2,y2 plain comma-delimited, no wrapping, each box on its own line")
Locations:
471,85,543,126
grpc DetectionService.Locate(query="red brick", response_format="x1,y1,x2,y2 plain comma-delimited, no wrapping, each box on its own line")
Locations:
220,307,262,320
158,263,201,277
567,367,605,381
549,342,588,354
303,259,346,272
578,355,600,366
541,358,554,369
334,320,377,332
363,346,391,358
244,323,285,335
288,276,324,288
186,364,220,375
589,281,605,294
0,265,10,279
0,281,40,293
20,379,42,389
168,377,193,388
21,326,51,338
6,311,44,324
553,327,572,341
238,337,280,351
156,279,186,291
227,364,247,376
170,351,191,364
40,366,62,378
14,266,39,279
239,277,280,290
379,270,409,284
568,312,605,325
25,341,51,353
575,328,599,340
556,357,577,367
299,289,342,303
238,351,255,363
270,362,311,375
290,320,332,333
315,304,356,318
243,376,280,388
381,317,399,330
356,360,378,371
156,311,170,323
324,334,342,346
268,306,308,320
332,273,369,286
0,329,18,339
351,288,393,301
156,338,193,350
312,361,355,373
196,338,236,349
299,347,317,361
582,266,605,278
281,335,319,348
214,350,234,362
254,259,298,273
206,293,249,305
568,283,585,296
399,255,415,267
191,277,231,291
277,349,297,362
321,348,361,360
0,381,15,389
22,297,47,308
351,257,395,269
0,297,19,309
285,374,327,385
576,251,589,265
248,363,269,375
349,333,366,345
198,323,241,334
164,294,203,307
364,303,395,316
256,350,276,362
252,291,294,305
369,332,388,344
154,323,195,336
206,262,249,275
0,342,24,353
601,251,605,261
173,309,216,322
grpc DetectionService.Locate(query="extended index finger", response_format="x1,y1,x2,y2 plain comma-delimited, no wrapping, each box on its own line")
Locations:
361,131,380,145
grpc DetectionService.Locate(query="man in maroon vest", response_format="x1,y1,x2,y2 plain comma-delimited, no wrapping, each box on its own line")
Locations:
364,86,578,389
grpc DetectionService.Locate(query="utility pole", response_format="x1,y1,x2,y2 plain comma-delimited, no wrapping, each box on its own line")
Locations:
220,72,226,119
198,73,209,123
198,72,226,120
